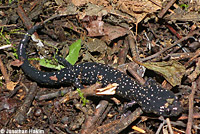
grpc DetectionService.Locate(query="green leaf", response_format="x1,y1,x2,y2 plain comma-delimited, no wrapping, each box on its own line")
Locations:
65,39,81,65
39,58,64,70
38,39,81,69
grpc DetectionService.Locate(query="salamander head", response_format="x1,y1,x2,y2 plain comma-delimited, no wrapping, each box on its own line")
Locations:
156,96,182,116
136,79,182,117
140,95,182,117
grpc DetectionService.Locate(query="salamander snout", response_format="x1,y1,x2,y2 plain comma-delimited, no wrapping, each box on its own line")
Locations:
159,96,182,117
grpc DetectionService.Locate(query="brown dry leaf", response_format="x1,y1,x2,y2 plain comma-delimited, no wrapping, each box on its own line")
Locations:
89,0,110,6
113,0,162,24
79,3,108,19
84,16,128,41
0,97,20,125
102,23,128,42
71,0,87,6
85,19,105,37
141,60,186,86
86,38,108,53
10,59,23,67
6,81,18,90
0,97,20,111
58,4,78,15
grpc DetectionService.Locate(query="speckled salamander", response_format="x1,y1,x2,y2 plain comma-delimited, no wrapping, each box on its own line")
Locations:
18,24,182,116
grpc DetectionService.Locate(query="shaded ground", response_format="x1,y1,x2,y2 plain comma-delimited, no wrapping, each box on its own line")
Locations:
0,0,200,133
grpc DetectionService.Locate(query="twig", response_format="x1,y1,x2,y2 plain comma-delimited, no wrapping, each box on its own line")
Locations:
178,113,200,120
167,53,195,60
158,0,176,18
35,87,73,101
186,82,197,134
0,24,17,27
128,34,140,60
166,118,174,134
118,38,129,65
13,82,38,124
185,49,200,67
16,5,39,38
0,55,10,84
156,121,165,134
81,100,109,134
59,83,102,103
91,108,143,134
141,28,200,61
0,6,10,9
0,45,12,50
166,24,182,39
127,63,146,85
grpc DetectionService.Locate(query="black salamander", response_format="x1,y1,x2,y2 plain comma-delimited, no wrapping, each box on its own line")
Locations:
18,24,182,116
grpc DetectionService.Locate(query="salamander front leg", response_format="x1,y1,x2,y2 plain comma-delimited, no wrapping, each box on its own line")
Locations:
124,100,138,109
120,100,138,117
74,78,84,89
55,55,73,68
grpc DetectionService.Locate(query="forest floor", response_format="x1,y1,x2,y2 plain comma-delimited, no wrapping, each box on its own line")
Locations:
0,0,200,133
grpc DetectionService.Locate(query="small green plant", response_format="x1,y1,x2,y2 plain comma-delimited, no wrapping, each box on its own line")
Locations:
39,58,64,70
11,44,18,58
0,27,22,59
0,27,11,44
9,0,14,4
39,39,81,69
0,80,2,87
180,4,189,10
0,27,23,44
76,88,89,106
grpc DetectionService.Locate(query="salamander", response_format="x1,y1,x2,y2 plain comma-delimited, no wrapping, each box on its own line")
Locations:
18,24,182,116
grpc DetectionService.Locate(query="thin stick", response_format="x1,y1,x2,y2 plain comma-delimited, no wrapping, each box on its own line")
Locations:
141,29,200,61
186,82,197,134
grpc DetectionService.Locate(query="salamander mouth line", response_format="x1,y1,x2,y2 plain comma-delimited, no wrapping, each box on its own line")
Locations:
17,21,182,117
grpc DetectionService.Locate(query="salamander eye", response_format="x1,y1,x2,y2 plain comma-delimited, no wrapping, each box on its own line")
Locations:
165,108,172,115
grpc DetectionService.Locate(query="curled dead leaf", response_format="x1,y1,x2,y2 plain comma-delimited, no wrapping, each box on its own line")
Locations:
10,59,23,67
6,81,18,90
141,60,186,86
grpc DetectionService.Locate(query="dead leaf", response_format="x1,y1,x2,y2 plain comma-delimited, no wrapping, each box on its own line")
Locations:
78,3,108,19
86,38,107,53
0,97,20,125
85,19,105,37
10,59,23,67
83,16,128,41
6,81,18,90
58,4,78,15
71,0,87,6
0,97,20,111
141,60,186,86
113,0,162,24
102,23,128,42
